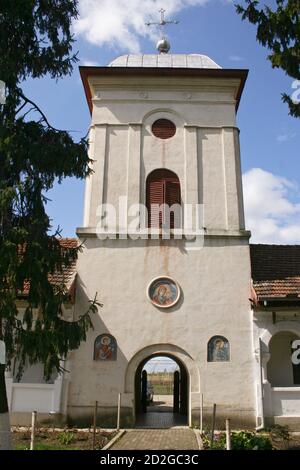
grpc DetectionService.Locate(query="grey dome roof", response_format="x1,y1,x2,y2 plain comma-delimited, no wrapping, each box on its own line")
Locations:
108,54,221,69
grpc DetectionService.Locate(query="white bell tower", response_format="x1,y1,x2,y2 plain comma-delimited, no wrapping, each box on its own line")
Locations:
69,20,256,428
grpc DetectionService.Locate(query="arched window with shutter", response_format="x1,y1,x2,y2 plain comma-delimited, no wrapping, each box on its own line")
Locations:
146,169,181,229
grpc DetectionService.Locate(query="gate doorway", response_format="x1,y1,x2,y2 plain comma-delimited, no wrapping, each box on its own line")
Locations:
135,354,188,428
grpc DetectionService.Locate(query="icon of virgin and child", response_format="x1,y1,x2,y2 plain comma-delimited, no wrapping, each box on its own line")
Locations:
150,279,178,307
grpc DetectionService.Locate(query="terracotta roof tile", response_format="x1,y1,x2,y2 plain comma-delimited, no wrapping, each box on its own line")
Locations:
21,238,78,297
250,244,300,300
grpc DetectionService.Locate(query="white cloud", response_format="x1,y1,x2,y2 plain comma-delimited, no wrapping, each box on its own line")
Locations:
243,168,300,244
276,132,297,142
229,55,244,62
276,133,288,142
75,0,209,53
80,59,100,66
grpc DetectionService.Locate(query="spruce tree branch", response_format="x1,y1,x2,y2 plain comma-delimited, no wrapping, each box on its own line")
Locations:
19,92,61,131
20,106,35,121
18,92,80,133
15,101,27,116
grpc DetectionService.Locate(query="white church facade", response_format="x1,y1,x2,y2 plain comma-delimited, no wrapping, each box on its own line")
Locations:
6,51,300,430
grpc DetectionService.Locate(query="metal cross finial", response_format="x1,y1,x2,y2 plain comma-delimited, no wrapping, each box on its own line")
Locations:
145,8,179,54
159,8,167,24
145,8,179,27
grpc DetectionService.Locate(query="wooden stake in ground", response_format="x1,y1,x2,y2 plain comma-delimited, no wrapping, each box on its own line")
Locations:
200,393,203,434
210,404,216,448
226,418,231,450
30,411,37,450
117,393,121,431
92,400,98,450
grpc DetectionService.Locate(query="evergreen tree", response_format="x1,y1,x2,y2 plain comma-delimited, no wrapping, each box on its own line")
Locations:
236,0,300,118
0,1,100,449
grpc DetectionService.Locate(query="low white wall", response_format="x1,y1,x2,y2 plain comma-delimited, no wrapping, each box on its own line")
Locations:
5,375,65,414
272,387,300,416
12,362,58,384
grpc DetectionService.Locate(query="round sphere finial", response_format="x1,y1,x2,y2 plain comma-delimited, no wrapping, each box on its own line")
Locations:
156,37,170,54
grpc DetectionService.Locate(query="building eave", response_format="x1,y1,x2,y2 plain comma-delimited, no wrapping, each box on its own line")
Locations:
79,66,248,115
254,297,300,310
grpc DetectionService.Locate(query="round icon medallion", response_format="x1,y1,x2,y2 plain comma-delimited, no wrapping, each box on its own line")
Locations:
147,276,180,308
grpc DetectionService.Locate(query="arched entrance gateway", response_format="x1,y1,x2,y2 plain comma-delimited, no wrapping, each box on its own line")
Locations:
135,354,188,427
124,344,199,428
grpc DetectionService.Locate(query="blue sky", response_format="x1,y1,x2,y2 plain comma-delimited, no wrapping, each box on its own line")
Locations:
144,356,179,373
22,0,300,244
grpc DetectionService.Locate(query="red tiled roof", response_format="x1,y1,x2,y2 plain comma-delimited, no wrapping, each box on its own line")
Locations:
21,238,78,297
250,244,300,301
18,240,300,303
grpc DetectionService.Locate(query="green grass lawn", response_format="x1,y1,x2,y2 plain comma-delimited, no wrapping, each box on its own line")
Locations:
15,442,80,450
152,384,173,395
148,372,174,395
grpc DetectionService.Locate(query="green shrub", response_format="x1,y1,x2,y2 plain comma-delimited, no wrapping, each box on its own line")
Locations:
269,424,290,442
57,431,75,446
231,431,272,450
204,430,273,450
211,433,226,450
202,433,226,450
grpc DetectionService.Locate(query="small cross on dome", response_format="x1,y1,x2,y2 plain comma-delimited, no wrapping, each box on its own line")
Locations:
145,8,179,54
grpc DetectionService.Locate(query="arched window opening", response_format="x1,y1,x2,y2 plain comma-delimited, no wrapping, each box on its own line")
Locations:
207,336,230,362
267,332,300,386
146,169,181,229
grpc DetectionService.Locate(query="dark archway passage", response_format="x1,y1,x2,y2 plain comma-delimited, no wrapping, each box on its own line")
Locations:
134,354,188,428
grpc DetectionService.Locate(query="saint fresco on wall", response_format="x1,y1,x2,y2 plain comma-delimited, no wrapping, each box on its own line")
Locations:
148,277,180,308
94,334,117,361
207,336,230,362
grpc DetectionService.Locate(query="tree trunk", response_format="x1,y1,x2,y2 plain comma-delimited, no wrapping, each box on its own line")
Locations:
0,364,11,450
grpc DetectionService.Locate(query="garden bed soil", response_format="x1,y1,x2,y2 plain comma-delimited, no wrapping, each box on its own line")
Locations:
11,427,117,450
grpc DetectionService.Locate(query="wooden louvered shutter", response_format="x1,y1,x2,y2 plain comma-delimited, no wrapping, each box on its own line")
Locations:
147,179,164,228
146,169,181,229
165,181,181,229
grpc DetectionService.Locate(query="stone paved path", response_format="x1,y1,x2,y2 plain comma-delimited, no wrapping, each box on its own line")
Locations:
136,412,187,428
110,429,199,450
